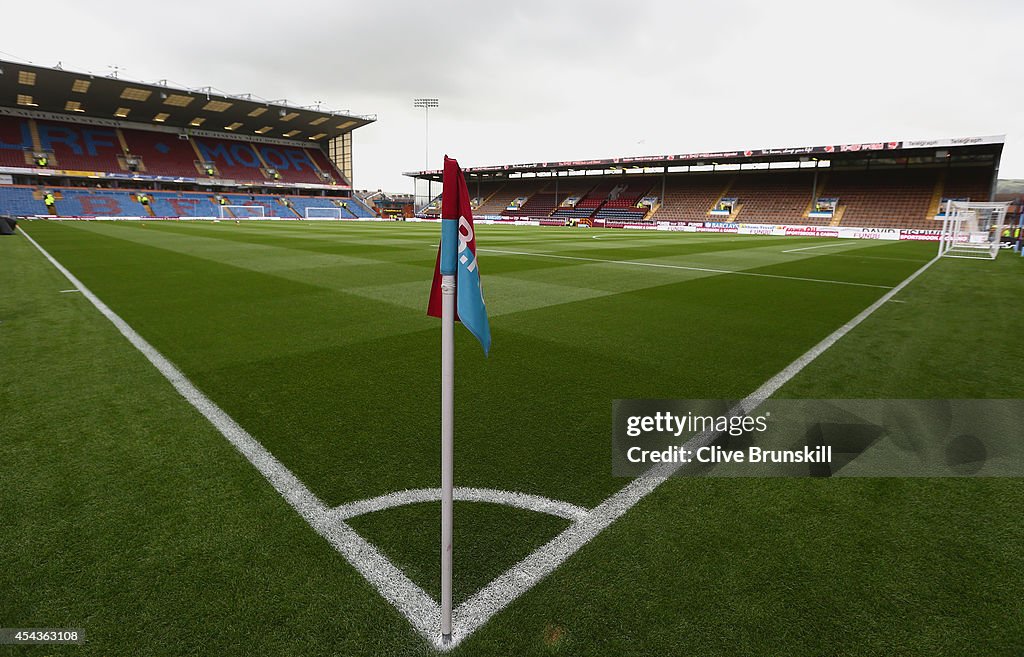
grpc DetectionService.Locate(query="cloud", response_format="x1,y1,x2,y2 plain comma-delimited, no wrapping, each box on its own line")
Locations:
3,0,1022,191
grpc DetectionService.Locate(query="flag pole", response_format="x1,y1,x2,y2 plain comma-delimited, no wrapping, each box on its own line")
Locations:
439,222,457,644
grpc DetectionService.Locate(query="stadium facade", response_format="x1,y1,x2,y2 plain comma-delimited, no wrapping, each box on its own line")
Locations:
0,59,377,219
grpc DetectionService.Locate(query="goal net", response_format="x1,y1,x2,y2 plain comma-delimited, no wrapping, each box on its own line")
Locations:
304,206,343,220
938,200,1009,260
219,205,267,220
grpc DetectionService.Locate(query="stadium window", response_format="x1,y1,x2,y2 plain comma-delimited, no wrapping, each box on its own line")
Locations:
71,79,91,93
18,70,36,85
65,101,85,112
280,112,300,122
115,107,131,118
283,130,300,138
189,117,206,127
224,122,243,131
309,117,328,126
120,88,152,101
16,94,37,107
203,100,233,112
163,94,194,107
255,126,273,134
153,113,170,122
248,107,267,117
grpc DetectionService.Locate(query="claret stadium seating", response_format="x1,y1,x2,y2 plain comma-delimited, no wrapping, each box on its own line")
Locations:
0,115,350,186
436,165,993,230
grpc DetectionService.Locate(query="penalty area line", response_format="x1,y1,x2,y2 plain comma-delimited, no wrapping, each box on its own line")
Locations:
780,242,855,254
476,247,893,290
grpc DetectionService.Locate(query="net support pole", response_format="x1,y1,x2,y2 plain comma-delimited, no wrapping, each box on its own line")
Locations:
439,216,458,644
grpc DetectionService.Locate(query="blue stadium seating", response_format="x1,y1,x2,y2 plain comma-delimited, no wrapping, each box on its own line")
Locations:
0,185,375,219
594,207,648,221
551,208,595,219
0,187,46,215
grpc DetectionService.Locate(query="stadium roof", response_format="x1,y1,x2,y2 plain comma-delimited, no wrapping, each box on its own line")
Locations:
0,59,375,143
406,135,1005,181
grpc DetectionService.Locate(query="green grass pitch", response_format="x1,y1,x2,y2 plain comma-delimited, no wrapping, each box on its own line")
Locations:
2,219,1022,655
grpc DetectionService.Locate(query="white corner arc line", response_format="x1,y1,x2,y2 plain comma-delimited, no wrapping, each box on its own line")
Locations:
476,247,893,290
444,253,942,648
333,487,588,522
19,228,443,646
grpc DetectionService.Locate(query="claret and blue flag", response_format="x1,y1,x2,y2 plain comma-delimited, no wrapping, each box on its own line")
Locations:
427,156,491,355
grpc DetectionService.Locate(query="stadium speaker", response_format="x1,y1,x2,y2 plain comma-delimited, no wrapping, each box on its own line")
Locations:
0,215,16,236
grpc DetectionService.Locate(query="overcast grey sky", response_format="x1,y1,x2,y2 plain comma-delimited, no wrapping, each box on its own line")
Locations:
4,0,1022,192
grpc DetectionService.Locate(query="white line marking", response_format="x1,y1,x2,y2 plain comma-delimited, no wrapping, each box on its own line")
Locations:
333,488,588,522
446,253,941,648
21,225,941,650
59,289,80,293
477,247,893,290
19,228,442,645
781,242,853,254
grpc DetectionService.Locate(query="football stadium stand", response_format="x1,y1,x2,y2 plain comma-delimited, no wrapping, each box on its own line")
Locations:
409,136,1003,233
0,59,377,220
0,114,350,186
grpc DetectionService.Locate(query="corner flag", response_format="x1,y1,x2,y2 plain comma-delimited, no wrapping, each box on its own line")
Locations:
426,156,490,643
427,156,491,355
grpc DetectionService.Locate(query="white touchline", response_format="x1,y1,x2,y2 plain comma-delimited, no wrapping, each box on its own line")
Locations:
780,241,858,254
22,225,940,651
476,247,894,290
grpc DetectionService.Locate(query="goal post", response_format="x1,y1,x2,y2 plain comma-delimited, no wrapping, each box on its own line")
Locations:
219,205,267,220
938,200,1009,260
304,206,344,220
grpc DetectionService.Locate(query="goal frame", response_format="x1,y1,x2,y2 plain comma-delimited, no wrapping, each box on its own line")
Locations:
937,200,1009,260
219,205,267,220
304,206,344,220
